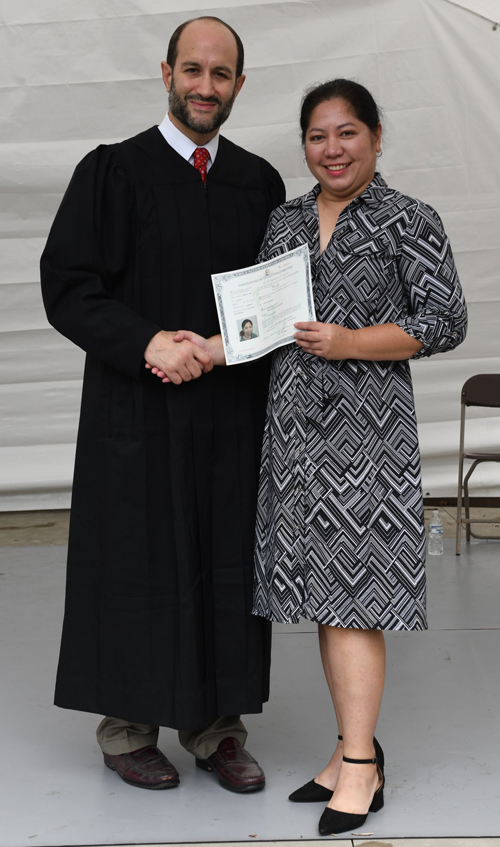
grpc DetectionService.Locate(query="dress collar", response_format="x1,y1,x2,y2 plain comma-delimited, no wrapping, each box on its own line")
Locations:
297,172,390,214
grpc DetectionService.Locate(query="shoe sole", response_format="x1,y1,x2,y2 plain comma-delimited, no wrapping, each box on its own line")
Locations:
104,759,179,790
217,778,265,794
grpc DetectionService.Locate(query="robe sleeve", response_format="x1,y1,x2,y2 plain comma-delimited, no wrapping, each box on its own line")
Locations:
394,201,467,359
265,168,286,218
40,145,162,380
256,207,283,264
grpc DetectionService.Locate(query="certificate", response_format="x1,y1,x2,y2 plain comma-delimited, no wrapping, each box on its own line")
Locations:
212,244,316,366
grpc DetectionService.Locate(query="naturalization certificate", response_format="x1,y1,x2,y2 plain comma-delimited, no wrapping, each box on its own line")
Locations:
212,244,316,366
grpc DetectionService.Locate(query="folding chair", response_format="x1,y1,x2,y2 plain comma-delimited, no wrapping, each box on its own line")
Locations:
455,374,500,555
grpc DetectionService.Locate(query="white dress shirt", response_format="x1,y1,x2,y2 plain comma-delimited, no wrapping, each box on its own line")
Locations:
158,111,219,171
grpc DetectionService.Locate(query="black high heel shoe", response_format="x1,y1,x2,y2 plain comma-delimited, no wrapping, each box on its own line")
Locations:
318,754,385,836
288,736,384,803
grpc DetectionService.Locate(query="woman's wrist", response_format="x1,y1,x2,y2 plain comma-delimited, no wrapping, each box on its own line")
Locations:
348,324,423,361
207,334,226,366
336,326,357,359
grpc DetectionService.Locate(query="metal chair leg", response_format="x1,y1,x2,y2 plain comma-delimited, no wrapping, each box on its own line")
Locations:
455,403,466,556
456,458,464,555
463,461,478,544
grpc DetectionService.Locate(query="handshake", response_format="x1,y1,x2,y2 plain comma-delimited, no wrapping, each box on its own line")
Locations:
144,329,225,385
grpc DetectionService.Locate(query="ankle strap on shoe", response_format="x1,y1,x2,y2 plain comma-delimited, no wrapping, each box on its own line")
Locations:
342,755,377,765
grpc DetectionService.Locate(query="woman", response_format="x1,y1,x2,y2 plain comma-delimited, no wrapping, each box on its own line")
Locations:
150,79,467,833
240,318,258,341
251,79,467,834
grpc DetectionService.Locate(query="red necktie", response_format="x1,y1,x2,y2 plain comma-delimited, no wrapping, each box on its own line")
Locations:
193,147,210,184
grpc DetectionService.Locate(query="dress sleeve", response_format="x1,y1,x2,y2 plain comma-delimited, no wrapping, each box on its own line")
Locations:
393,201,467,359
40,145,162,380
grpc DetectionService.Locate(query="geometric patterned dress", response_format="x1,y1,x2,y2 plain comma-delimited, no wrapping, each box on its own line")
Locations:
252,174,467,631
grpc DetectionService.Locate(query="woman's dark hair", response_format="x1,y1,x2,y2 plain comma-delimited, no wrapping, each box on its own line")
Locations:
300,79,381,144
167,16,244,79
241,319,252,329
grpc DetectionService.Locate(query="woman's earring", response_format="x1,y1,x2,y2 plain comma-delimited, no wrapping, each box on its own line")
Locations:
376,150,383,158
303,156,307,163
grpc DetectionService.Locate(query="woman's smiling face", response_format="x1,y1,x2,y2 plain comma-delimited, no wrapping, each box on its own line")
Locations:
304,98,381,203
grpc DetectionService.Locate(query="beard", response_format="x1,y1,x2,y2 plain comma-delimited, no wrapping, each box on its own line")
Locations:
169,78,236,135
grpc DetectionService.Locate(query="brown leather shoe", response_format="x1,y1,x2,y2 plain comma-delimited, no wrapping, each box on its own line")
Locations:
196,737,265,793
103,745,179,790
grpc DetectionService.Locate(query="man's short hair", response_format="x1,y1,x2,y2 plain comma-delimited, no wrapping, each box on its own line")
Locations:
166,16,244,79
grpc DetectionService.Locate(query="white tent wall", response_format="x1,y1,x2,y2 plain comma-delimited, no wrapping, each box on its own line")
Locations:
0,0,499,510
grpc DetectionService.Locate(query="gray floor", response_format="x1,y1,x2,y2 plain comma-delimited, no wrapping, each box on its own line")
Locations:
1,539,500,846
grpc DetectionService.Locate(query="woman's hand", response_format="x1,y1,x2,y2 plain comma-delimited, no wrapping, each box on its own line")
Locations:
174,332,225,366
294,321,423,361
146,332,225,382
294,321,354,360
144,330,213,385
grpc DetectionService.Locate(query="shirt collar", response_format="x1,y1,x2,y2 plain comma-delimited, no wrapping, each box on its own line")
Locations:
157,111,219,168
297,172,390,214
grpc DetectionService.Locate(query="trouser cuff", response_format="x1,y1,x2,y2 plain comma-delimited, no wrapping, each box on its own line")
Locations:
96,717,159,755
179,715,248,759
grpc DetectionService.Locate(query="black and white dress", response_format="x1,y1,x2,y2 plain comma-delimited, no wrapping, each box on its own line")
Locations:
252,174,467,631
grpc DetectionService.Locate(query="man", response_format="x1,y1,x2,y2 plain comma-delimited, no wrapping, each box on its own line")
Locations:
40,16,285,794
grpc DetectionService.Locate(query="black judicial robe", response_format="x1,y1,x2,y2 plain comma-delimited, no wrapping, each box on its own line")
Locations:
40,127,285,728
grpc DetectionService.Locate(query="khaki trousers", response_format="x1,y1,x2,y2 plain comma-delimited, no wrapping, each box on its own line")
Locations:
96,714,247,760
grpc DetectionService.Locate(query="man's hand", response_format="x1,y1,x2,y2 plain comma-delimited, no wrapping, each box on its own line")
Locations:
144,330,213,385
174,331,225,365
147,331,225,383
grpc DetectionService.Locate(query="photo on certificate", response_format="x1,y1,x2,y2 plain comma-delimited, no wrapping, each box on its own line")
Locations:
238,316,259,342
212,244,315,366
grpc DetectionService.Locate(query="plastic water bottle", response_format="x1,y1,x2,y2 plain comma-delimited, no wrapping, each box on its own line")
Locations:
428,509,444,556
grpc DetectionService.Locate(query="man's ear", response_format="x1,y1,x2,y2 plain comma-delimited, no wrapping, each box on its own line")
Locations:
161,61,173,93
233,74,246,100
